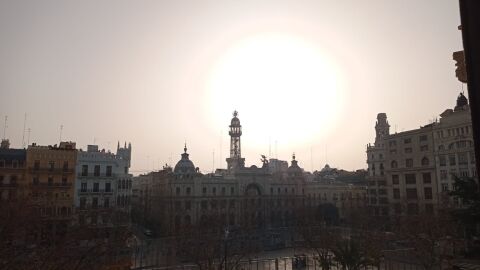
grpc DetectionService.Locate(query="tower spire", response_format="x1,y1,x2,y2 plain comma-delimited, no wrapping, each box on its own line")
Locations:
226,110,245,170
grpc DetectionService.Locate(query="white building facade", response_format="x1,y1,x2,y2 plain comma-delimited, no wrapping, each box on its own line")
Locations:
74,143,132,226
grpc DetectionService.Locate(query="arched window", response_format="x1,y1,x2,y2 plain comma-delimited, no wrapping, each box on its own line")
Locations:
421,157,429,166
391,161,398,169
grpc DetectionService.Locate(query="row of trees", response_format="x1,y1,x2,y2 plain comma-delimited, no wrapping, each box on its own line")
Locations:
0,199,133,270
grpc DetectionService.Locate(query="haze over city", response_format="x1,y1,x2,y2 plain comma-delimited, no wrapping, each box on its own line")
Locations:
0,0,464,174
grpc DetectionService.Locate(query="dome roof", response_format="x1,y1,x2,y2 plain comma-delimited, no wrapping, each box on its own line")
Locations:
174,145,196,174
455,92,468,111
287,153,302,175
230,110,241,126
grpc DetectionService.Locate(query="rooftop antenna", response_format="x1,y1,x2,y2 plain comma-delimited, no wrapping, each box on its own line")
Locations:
21,113,27,148
275,140,278,159
310,146,313,172
269,137,272,158
212,149,215,173
3,116,8,140
219,130,222,169
395,124,397,133
59,124,63,142
93,137,96,144
27,128,31,146
325,144,328,165
169,152,172,166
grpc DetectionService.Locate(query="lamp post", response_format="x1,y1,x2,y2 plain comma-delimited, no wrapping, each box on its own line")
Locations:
224,228,230,270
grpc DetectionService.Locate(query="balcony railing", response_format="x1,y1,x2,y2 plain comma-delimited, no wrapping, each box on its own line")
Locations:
77,189,114,194
0,183,18,188
28,168,75,174
30,182,72,188
77,173,116,178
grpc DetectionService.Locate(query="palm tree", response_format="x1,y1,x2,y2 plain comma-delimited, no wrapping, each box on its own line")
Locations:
333,239,369,270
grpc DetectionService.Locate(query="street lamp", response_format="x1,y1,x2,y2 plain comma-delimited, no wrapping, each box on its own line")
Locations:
224,228,230,270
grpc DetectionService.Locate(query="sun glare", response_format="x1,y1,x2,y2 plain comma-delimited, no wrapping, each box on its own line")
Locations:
206,33,345,149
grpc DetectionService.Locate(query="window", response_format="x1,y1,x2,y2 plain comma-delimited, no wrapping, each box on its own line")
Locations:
406,188,418,199
92,197,98,208
449,155,456,166
378,180,386,186
407,203,419,215
81,165,88,176
61,177,67,186
419,135,428,142
202,187,207,194
212,187,216,195
425,204,434,214
440,170,447,180
405,174,416,184
229,200,235,209
175,201,181,210
420,145,428,151
63,161,69,172
106,166,112,177
378,189,387,195
93,183,99,192
391,160,398,169
390,149,397,154
49,161,55,171
34,160,40,170
389,140,397,147
392,175,399,185
439,155,446,166
48,177,53,186
186,187,191,195
405,147,413,153
406,158,413,168
211,200,217,209
421,157,429,166
94,165,100,176
424,187,432,200
422,173,431,184
458,152,468,165
33,177,39,185
104,197,110,208
105,182,111,192
0,160,4,168
442,183,449,192
393,189,400,199
176,187,181,195
185,201,191,210
80,197,86,209
230,187,234,195
81,183,87,192
221,187,226,195
404,138,412,144
201,201,207,210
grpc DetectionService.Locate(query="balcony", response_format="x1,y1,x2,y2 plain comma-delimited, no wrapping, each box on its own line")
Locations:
77,173,116,178
30,182,72,188
28,168,75,174
0,183,18,188
77,189,114,195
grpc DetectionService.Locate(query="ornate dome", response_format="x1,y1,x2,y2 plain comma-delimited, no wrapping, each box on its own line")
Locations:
287,153,302,175
174,144,196,174
231,110,241,126
455,92,468,111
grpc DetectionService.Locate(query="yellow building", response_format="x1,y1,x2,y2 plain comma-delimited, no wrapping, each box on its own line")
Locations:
26,141,77,240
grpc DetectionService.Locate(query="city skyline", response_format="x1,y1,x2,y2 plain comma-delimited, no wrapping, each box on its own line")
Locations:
0,0,464,174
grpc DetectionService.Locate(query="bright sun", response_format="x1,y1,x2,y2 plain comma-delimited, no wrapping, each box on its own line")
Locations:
206,33,345,149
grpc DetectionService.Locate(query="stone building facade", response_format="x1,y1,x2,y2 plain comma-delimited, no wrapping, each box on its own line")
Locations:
132,112,367,236
26,141,78,239
366,93,476,217
0,139,26,201
74,143,132,227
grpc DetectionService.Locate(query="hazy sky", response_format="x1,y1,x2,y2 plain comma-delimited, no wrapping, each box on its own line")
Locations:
0,0,464,175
